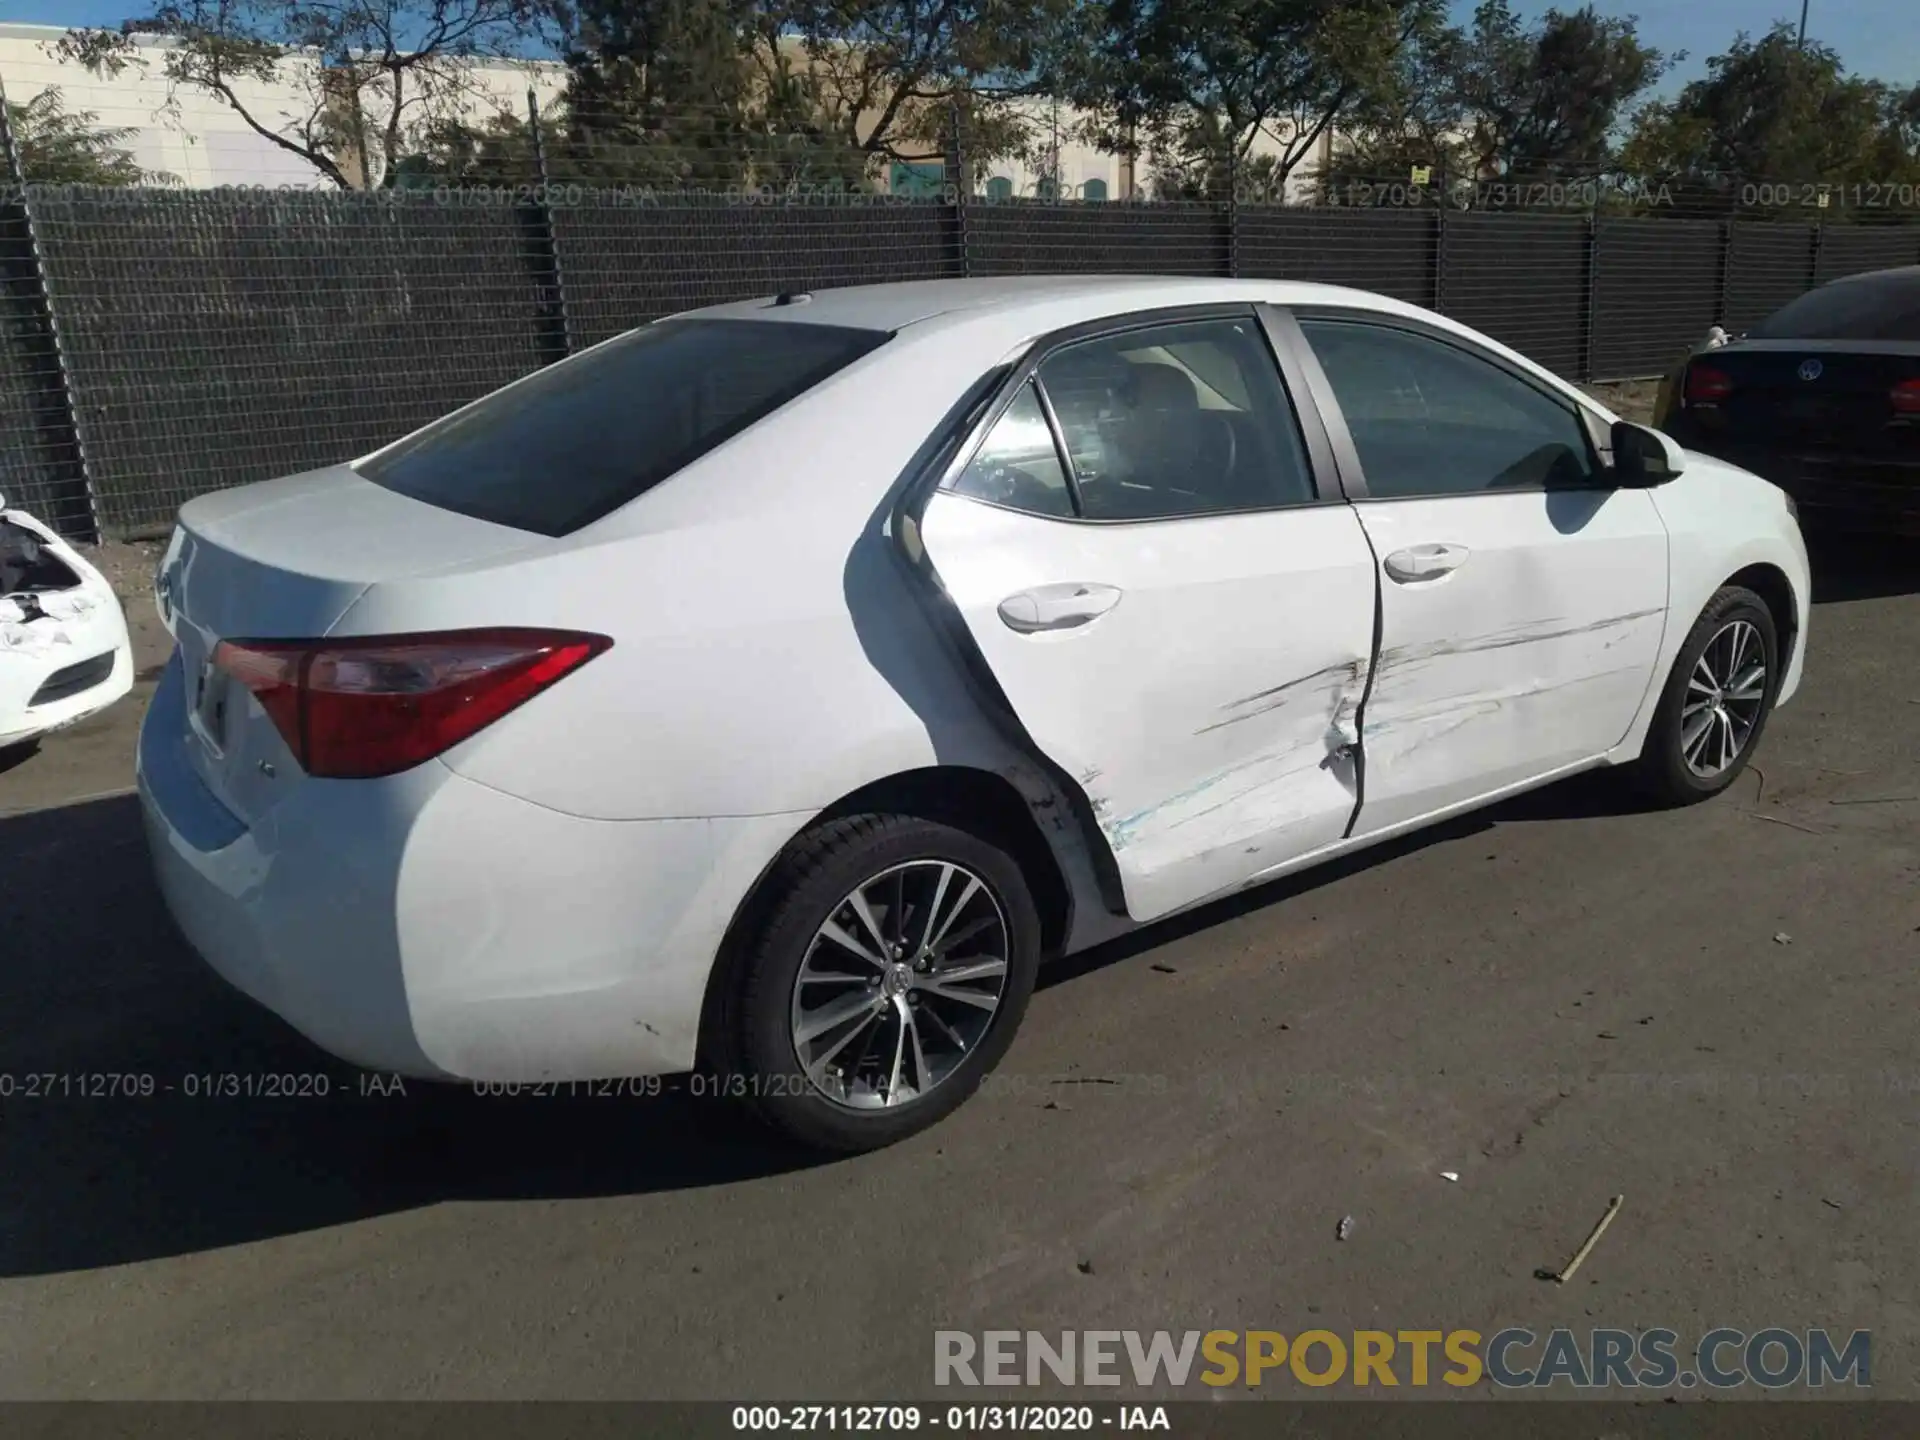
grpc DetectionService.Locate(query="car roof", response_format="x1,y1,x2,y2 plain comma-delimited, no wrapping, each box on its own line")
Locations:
666,275,1605,423
674,275,1414,333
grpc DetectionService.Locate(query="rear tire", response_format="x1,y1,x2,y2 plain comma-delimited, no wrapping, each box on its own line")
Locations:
727,813,1041,1153
1632,585,1779,806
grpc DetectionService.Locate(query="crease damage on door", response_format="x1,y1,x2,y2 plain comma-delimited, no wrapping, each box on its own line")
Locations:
1066,605,1665,872
1093,654,1371,858
1361,606,1667,762
1374,607,1665,673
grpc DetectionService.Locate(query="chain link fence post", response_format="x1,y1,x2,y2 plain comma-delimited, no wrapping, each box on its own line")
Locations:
1581,210,1600,382
949,99,971,280
0,80,99,539
526,86,574,361
1224,143,1239,278
1715,217,1735,331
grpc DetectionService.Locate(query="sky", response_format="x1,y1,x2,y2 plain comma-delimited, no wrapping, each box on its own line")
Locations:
2,0,1917,93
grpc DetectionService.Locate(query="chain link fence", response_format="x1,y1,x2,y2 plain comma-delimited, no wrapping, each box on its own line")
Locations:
3,91,1919,539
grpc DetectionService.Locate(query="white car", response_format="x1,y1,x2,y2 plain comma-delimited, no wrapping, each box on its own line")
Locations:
1,499,134,750
139,277,1810,1151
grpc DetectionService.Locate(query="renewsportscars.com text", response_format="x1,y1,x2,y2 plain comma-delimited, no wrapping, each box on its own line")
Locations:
934,1328,1870,1390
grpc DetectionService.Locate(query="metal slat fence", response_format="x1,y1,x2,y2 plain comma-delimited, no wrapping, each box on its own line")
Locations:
3,180,1917,539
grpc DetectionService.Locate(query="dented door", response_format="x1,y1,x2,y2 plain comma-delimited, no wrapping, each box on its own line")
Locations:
913,313,1384,922
1286,311,1672,838
916,492,1378,924
1345,491,1669,836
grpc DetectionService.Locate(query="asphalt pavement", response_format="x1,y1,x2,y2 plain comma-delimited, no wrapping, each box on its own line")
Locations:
0,532,1915,1400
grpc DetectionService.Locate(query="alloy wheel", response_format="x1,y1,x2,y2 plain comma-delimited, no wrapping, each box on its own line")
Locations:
1680,618,1767,778
789,860,1011,1110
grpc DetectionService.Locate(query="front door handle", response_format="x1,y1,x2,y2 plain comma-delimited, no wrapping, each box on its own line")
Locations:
997,582,1123,633
1383,543,1470,584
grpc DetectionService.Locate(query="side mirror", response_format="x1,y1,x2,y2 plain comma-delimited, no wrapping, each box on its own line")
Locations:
1611,420,1686,487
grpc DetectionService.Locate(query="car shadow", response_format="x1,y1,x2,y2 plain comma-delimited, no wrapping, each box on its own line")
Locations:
1,765,1650,1277
1806,530,1919,604
0,793,836,1278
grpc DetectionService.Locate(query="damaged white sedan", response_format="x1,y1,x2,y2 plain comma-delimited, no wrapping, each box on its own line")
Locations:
1,499,134,750
139,277,1809,1152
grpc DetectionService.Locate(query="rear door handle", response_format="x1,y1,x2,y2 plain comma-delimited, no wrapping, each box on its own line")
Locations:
997,582,1123,633
1383,543,1470,584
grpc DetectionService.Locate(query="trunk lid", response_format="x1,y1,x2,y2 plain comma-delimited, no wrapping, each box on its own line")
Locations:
159,465,542,824
1684,342,1920,461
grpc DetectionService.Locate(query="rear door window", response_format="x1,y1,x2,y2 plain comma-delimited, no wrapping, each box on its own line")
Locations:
951,381,1076,517
358,318,888,535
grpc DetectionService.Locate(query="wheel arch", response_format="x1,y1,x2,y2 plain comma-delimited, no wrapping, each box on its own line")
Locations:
694,764,1075,1076
1724,561,1799,675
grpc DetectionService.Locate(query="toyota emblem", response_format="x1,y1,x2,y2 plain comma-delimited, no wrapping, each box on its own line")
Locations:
1797,357,1824,381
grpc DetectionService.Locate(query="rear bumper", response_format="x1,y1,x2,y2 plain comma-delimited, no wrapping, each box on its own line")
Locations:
138,653,804,1081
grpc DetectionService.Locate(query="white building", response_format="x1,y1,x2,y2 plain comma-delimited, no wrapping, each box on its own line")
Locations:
0,21,565,189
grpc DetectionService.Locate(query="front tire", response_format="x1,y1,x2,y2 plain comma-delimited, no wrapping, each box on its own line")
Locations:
1633,585,1779,805
728,813,1041,1153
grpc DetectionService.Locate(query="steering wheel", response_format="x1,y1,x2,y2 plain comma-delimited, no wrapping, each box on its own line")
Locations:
1205,410,1239,481
970,462,1065,512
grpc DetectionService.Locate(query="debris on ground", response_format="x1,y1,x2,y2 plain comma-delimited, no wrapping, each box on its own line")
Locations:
1336,1215,1354,1241
1773,932,1793,945
1551,1194,1624,1285
1743,810,1825,835
1149,963,1177,974
1440,1171,1460,1183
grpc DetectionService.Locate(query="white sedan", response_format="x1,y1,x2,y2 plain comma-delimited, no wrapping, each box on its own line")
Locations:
139,277,1809,1151
2,499,134,751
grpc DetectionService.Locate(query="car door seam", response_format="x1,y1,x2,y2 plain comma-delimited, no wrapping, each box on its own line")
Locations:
1344,509,1386,839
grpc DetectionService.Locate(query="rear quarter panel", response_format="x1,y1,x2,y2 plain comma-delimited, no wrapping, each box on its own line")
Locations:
325,329,1044,825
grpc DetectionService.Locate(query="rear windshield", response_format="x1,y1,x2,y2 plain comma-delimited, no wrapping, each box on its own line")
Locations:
357,318,889,535
1749,273,1920,341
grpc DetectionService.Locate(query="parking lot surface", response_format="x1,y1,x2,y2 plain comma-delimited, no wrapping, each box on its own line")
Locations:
0,533,1915,1399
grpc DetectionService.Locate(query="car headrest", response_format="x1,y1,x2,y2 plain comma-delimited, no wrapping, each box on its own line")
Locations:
1127,362,1200,412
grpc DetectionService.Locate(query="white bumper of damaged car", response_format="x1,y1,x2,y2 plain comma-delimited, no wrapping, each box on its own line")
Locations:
0,510,134,748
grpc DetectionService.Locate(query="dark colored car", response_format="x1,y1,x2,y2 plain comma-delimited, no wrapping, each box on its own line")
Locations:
1658,265,1920,534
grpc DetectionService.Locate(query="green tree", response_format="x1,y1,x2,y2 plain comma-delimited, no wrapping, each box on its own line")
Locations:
387,109,551,188
560,0,762,189
779,0,1061,179
1319,22,1470,192
561,0,1052,194
1621,25,1920,208
1325,1,1667,205
1450,0,1667,179
1049,0,1444,203
2,87,163,185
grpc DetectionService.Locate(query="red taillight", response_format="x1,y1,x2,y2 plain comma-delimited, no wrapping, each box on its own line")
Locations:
1891,379,1920,416
212,628,611,779
1684,364,1733,404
